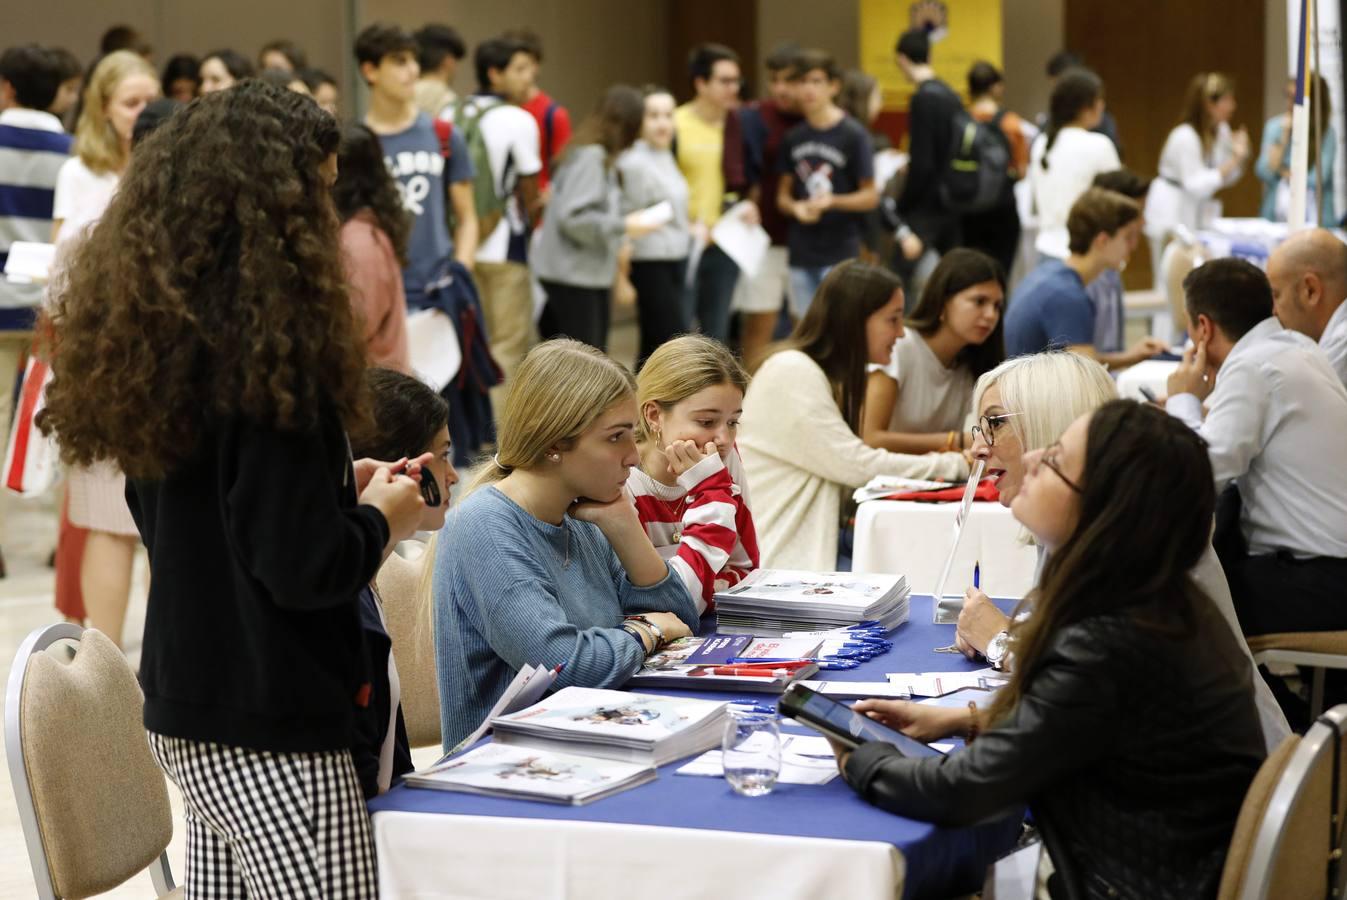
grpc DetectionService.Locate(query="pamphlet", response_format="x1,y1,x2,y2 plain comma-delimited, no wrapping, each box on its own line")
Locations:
406,742,656,805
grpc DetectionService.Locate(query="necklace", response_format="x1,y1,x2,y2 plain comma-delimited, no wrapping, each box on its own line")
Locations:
670,493,692,544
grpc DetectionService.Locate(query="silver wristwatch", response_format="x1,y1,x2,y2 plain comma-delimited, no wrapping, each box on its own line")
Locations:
985,631,1010,671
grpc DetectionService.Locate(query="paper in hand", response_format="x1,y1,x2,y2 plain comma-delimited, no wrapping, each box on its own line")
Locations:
709,201,770,278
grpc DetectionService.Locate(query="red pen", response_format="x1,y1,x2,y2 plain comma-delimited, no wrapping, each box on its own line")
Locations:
709,665,807,677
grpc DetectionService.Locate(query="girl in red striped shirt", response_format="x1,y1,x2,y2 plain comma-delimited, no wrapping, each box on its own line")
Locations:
628,335,760,613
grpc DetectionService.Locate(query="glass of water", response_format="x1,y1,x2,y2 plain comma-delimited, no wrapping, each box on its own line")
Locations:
722,709,781,797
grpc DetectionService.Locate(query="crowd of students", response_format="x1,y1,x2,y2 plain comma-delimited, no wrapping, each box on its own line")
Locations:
2,19,1347,899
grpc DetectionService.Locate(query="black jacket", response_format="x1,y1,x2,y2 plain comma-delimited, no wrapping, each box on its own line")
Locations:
127,404,389,753
354,586,413,799
845,597,1266,900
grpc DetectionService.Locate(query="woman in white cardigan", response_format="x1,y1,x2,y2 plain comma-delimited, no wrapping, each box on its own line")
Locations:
1144,72,1251,285
739,261,967,570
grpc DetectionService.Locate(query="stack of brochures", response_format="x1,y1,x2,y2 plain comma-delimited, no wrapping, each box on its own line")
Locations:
452,662,562,753
714,569,911,635
625,634,820,693
490,686,728,766
405,743,656,806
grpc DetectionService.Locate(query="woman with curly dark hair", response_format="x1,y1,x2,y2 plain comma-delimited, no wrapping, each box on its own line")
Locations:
335,121,414,371
39,80,426,897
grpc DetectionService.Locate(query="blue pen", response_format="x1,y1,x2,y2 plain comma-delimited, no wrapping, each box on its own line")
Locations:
728,701,777,714
974,561,981,590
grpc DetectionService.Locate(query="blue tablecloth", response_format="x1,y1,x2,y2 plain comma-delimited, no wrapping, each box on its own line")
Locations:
369,595,1024,899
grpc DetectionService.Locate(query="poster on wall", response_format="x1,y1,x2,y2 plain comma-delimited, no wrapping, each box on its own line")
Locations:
1286,0,1346,222
859,0,1003,112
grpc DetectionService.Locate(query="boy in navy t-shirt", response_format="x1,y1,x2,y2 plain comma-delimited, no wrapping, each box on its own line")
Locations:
776,50,877,318
356,24,476,309
1004,187,1168,370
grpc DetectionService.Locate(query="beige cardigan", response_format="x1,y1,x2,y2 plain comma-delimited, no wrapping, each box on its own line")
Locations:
739,350,968,570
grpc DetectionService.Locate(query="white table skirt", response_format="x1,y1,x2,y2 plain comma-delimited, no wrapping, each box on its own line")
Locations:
852,500,1038,599
373,810,905,899
1115,359,1179,402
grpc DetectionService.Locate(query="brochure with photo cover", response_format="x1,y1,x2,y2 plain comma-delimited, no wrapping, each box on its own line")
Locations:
406,742,656,805
491,686,727,766
715,569,910,635
625,636,819,693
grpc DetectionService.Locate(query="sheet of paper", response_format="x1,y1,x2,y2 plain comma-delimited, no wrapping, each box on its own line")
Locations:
886,668,1007,697
675,747,839,785
631,200,674,229
709,201,771,278
3,241,56,283
405,307,462,392
931,742,956,754
794,680,912,699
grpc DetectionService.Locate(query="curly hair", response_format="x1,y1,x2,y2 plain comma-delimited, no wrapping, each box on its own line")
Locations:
40,79,367,480
333,123,411,266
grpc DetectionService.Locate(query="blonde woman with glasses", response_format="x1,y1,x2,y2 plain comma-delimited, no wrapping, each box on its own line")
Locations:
432,339,699,752
952,351,1289,751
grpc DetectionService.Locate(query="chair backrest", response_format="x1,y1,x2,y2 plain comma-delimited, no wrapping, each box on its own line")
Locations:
1161,239,1199,336
1218,734,1300,900
377,543,443,748
5,624,174,899
1229,712,1345,900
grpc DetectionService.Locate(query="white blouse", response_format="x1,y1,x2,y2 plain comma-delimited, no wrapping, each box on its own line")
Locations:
1144,122,1242,238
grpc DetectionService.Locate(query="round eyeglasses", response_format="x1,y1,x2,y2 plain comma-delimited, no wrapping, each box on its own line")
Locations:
971,412,1022,448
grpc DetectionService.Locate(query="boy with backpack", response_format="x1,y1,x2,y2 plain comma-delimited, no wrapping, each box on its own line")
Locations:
775,50,878,316
355,24,477,311
957,61,1025,277
501,29,571,195
439,36,542,388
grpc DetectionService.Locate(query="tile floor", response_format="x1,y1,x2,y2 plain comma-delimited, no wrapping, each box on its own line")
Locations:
0,318,641,896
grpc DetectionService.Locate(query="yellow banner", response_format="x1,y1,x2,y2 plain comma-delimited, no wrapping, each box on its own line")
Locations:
859,0,1004,110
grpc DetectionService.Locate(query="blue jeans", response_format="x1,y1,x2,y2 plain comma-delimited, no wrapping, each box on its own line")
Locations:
788,265,833,318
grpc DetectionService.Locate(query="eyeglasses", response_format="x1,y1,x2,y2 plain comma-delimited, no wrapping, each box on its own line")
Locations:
1037,442,1082,494
971,412,1022,448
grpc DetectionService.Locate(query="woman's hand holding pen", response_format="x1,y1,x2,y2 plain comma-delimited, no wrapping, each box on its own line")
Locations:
956,588,1009,659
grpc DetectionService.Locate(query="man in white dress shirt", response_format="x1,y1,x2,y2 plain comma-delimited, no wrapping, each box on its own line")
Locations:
1265,227,1347,387
1167,257,1347,636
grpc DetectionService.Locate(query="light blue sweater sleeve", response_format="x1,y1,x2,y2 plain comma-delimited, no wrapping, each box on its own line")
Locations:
432,486,697,750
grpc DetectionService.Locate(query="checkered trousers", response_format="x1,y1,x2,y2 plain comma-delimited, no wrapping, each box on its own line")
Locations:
148,732,377,899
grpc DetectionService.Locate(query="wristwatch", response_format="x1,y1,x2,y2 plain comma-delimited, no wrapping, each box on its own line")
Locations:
985,631,1010,671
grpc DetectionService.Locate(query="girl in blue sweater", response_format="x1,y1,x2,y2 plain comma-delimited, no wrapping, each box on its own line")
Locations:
432,339,699,751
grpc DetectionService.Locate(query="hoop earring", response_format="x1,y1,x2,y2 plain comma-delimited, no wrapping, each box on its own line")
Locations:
548,453,561,462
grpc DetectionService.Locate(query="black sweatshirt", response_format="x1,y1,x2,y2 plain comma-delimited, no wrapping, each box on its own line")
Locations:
127,403,390,753
896,77,963,220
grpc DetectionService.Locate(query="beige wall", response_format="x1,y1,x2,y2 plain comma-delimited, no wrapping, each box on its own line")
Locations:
360,0,668,117
1001,0,1064,121
755,0,858,90
0,1,355,86
0,0,1293,138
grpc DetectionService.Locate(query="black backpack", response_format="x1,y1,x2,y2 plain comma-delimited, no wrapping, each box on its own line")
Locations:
939,109,1012,215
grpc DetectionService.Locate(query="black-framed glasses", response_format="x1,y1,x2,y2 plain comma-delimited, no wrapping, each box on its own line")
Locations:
1038,442,1082,494
971,412,1022,448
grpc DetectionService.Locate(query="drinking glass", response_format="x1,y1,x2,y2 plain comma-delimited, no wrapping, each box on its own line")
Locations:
722,709,781,797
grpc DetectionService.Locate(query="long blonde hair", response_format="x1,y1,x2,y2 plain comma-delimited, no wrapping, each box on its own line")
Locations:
971,351,1117,454
636,335,749,445
74,50,158,174
467,339,637,494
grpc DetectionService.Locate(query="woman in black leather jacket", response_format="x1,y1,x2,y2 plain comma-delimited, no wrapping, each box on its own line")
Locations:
834,400,1266,900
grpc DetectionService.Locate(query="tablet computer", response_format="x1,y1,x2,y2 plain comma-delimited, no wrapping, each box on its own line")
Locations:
778,683,944,756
